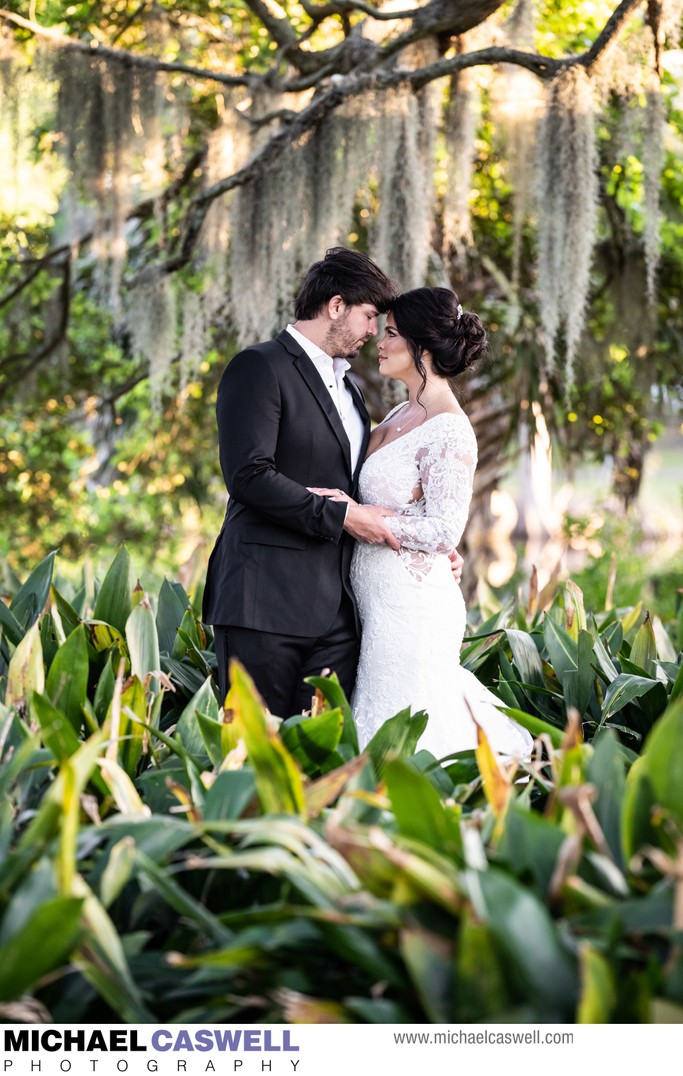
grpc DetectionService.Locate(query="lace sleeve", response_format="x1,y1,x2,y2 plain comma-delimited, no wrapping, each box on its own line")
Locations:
385,416,477,553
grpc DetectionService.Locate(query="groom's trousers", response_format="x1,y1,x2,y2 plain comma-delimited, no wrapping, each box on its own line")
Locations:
213,590,360,719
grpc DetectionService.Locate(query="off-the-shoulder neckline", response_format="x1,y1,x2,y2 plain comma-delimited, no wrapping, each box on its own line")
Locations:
364,410,472,462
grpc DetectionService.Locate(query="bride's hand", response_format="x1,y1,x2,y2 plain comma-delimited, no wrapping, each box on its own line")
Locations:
307,486,357,506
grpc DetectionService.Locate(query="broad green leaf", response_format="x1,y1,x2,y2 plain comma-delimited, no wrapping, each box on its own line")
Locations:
176,675,222,763
497,806,565,895
18,728,108,854
454,912,510,1021
280,709,344,772
465,866,577,1018
630,613,657,678
577,944,617,1023
92,546,133,634
5,621,44,715
601,674,666,723
171,607,206,660
365,707,429,775
32,692,94,773
126,597,160,697
400,925,454,1022
652,616,678,663
383,758,461,854
635,697,683,823
543,614,578,690
9,550,57,630
94,656,117,724
590,616,619,683
305,673,358,751
586,730,627,868
135,849,233,944
0,599,23,648
45,623,89,733
621,602,644,634
156,579,189,654
72,875,155,1022
576,629,597,717
505,629,544,687
50,584,82,637
227,660,306,817
203,769,257,821
501,706,563,748
565,579,587,640
0,896,84,1002
100,837,137,908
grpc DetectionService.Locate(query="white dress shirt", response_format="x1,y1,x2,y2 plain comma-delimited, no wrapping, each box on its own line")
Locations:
286,324,365,473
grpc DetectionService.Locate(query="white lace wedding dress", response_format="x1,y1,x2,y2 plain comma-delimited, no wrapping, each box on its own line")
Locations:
350,410,533,761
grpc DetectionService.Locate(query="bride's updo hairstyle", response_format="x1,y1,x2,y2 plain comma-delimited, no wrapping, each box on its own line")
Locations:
390,287,488,397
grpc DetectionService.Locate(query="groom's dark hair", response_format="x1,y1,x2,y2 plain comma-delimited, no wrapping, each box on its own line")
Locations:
294,247,398,320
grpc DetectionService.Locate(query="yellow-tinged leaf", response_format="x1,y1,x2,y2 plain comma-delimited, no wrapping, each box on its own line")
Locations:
475,722,510,819
565,580,587,639
577,944,617,1023
621,602,643,634
97,758,150,816
227,660,306,817
6,622,44,714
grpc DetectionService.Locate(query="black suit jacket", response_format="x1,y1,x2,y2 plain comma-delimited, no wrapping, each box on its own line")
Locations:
202,330,371,637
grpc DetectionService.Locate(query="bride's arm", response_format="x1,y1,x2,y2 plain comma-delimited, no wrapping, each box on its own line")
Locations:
384,423,477,553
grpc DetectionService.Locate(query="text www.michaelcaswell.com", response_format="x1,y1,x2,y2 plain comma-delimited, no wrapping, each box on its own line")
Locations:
393,1029,574,1046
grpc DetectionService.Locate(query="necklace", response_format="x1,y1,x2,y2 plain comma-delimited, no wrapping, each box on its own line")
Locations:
394,403,423,433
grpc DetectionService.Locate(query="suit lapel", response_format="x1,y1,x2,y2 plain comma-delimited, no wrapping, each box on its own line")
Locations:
278,330,354,475
344,374,372,480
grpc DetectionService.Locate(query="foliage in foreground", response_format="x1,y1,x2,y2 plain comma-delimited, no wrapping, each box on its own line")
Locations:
0,548,682,1024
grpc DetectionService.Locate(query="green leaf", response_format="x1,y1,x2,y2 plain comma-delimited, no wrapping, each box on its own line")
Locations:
500,706,563,747
586,730,628,868
176,675,222,763
590,616,619,683
9,551,57,630
543,614,578,691
45,623,89,733
227,660,306,817
0,896,84,1001
383,758,461,855
565,579,587,639
92,546,133,634
576,628,597,717
203,770,257,821
0,600,23,648
636,697,683,823
305,672,358,751
630,613,657,678
400,925,454,1022
280,709,344,772
466,867,577,1018
577,944,617,1023
365,707,429,775
601,674,666,722
156,579,189,654
5,621,44,715
126,597,161,697
505,629,544,688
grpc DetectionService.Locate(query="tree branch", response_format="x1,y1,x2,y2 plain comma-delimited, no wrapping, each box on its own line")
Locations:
0,9,252,87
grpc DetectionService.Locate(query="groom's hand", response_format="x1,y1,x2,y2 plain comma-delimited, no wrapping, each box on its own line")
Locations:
343,503,400,549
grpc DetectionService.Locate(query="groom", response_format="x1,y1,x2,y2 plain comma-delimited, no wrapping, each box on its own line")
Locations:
203,247,462,717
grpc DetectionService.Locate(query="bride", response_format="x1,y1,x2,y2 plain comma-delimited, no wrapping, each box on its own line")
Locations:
312,286,533,761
